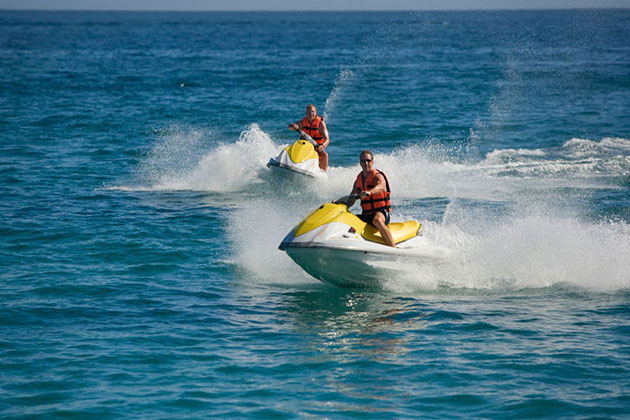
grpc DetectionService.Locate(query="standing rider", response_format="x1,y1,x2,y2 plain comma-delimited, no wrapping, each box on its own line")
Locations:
345,150,395,247
288,104,330,171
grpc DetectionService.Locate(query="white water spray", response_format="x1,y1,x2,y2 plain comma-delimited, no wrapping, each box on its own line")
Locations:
227,137,630,293
118,128,630,293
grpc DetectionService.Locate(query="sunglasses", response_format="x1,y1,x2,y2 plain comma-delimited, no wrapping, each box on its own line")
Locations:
360,158,372,163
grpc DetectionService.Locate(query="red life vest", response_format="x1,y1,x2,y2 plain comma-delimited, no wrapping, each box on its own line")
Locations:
354,169,391,215
301,115,325,145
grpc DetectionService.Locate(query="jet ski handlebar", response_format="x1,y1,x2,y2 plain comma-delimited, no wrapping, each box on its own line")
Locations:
288,125,318,147
296,129,318,147
333,194,360,207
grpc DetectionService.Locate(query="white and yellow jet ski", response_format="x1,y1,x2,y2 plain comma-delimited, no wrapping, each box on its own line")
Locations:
279,197,448,288
267,130,326,179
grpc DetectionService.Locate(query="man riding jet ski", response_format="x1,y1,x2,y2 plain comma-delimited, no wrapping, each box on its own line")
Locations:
279,151,447,288
288,104,330,171
343,149,395,247
267,103,329,178
266,127,326,179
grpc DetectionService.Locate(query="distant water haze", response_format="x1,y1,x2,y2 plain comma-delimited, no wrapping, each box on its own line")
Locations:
3,0,630,10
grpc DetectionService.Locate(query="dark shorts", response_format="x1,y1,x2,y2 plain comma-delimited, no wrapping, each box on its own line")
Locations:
359,210,390,226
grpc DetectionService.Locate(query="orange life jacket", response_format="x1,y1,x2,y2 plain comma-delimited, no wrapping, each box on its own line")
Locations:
301,115,325,145
354,169,391,215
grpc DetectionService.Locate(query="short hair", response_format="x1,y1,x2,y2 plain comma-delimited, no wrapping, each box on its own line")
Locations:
360,150,373,159
306,104,316,111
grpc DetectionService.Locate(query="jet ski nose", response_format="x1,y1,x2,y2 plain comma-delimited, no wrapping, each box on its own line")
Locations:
278,231,294,251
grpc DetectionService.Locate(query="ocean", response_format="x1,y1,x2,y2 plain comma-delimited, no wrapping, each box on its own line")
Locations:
1,9,629,419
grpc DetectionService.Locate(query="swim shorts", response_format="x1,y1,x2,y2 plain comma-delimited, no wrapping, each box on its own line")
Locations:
358,210,390,226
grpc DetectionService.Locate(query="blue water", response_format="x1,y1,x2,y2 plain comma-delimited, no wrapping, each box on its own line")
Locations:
1,9,629,419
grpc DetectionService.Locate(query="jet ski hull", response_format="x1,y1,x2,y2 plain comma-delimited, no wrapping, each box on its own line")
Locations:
279,203,449,288
267,158,325,179
284,239,436,288
267,139,326,179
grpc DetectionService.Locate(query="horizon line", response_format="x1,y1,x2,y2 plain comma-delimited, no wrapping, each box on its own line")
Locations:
1,7,628,12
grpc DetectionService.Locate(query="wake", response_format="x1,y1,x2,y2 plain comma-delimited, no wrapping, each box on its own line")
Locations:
108,124,630,293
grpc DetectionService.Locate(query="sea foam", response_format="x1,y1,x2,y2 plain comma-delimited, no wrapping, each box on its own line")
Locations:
120,127,630,293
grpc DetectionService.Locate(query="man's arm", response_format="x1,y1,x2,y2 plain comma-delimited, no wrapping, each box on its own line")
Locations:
360,173,386,198
335,184,359,206
288,121,304,131
318,120,330,149
371,173,387,194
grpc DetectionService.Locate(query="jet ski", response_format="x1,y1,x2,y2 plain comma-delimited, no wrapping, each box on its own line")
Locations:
279,196,449,288
267,130,326,179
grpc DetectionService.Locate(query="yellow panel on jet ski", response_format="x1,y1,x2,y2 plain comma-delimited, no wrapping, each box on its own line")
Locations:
294,203,366,238
287,140,318,164
293,203,420,246
362,220,421,245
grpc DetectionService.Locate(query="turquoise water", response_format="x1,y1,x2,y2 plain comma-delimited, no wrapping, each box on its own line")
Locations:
1,10,629,419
